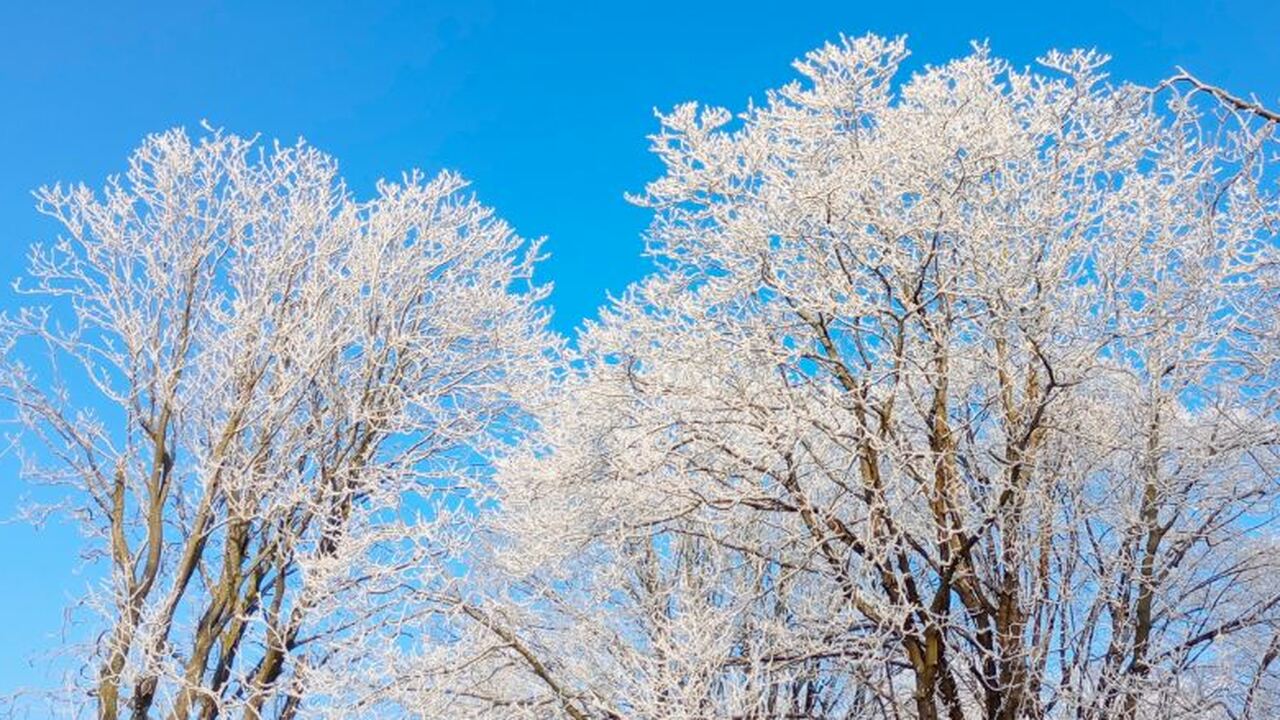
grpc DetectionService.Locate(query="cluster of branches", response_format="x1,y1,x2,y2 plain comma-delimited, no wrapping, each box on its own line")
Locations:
0,131,557,719
5,34,1280,720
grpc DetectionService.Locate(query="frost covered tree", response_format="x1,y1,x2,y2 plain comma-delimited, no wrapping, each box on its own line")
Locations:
0,129,557,719
452,36,1280,720
8,34,1280,720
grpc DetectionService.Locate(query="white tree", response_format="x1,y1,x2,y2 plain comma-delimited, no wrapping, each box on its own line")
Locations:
459,35,1280,720
0,128,558,719
8,35,1280,720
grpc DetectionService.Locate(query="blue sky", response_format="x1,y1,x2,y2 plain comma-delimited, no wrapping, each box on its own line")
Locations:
1,0,1277,694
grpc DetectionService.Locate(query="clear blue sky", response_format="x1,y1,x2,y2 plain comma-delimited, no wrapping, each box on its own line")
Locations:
1,0,1277,694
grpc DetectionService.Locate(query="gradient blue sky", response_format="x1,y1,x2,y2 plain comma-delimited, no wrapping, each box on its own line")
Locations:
1,0,1278,693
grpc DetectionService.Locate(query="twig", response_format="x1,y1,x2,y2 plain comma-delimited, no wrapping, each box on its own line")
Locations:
1158,67,1280,124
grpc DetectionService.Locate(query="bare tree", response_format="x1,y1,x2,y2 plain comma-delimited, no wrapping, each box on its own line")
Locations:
458,35,1280,719
0,128,557,719
8,34,1280,720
